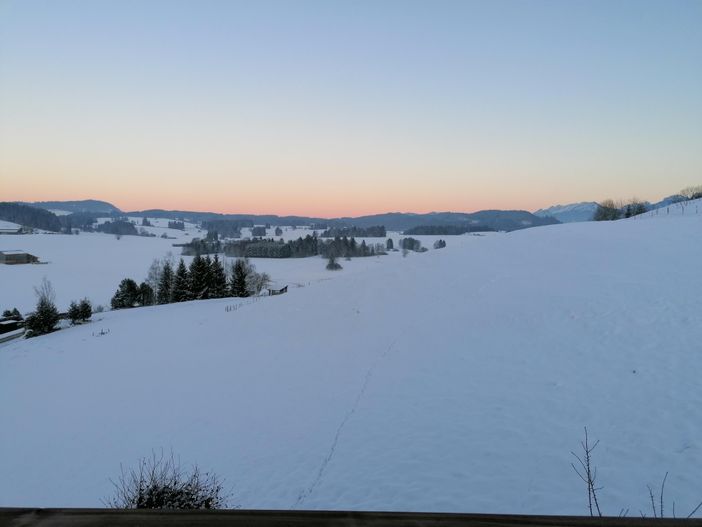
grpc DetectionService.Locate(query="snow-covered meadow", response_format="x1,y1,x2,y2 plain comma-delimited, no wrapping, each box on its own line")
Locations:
0,221,434,313
1,210,701,514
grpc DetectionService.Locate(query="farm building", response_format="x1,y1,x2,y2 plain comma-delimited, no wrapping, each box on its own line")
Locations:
0,250,39,265
0,224,23,235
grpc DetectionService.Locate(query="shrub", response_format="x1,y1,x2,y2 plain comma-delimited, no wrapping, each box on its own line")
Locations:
326,255,342,271
105,451,229,510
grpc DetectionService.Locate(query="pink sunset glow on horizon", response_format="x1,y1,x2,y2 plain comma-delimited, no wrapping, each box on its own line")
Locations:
1,1,700,216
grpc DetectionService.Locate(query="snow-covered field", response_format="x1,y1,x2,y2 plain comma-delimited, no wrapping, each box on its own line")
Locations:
1,213,701,514
0,222,428,313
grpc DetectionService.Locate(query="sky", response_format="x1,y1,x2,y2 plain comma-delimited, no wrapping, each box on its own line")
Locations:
1,0,701,217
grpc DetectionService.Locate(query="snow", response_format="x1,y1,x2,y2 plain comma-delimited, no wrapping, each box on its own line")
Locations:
0,226,426,313
0,220,21,230
632,197,702,220
1,214,701,515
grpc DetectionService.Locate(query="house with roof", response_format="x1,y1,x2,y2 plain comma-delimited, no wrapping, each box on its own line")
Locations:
0,250,39,265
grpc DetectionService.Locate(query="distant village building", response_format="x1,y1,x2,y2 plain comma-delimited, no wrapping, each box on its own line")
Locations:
0,225,23,235
0,250,39,265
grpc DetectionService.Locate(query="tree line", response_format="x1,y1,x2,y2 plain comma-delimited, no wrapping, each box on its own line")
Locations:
112,255,270,310
223,235,387,259
320,225,386,238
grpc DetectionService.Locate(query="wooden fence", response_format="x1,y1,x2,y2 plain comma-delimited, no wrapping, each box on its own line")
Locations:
1,509,699,527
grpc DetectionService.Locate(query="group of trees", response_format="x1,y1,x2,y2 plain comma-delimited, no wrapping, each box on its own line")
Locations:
168,221,186,230
111,279,156,309
593,199,648,221
320,236,385,258
680,185,702,201
114,255,271,310
20,279,92,337
7,279,94,338
180,238,222,256
320,225,386,238
433,239,447,249
223,235,387,260
399,237,426,252
96,220,139,236
2,308,22,320
0,202,61,232
67,299,94,324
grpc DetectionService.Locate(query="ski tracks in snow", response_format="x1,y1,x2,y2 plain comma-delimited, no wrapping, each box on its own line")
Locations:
293,339,397,508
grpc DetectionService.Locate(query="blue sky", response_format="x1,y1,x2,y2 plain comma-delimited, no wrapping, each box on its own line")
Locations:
1,0,700,215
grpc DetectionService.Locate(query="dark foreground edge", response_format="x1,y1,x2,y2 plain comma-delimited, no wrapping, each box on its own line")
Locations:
1,509,700,527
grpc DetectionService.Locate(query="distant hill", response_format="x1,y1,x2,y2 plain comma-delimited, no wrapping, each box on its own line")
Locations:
336,211,558,232
534,202,599,223
0,202,62,232
31,199,121,214
129,209,558,232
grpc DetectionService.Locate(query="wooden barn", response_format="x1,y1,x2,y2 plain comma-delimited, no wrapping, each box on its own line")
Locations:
0,250,39,265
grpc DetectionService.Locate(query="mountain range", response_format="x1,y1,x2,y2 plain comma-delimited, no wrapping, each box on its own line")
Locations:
15,200,557,232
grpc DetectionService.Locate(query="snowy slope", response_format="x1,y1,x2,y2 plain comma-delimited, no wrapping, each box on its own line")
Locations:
0,226,444,313
1,215,701,515
534,202,598,223
631,197,702,220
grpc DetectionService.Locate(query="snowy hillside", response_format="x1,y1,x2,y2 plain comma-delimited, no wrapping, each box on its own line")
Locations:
1,214,701,515
534,202,598,223
632,197,702,220
0,224,421,313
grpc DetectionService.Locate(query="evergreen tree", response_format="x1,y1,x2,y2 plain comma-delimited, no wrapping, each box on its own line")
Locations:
386,238,394,250
203,255,214,297
25,297,60,336
25,279,60,336
68,301,81,324
78,298,92,321
157,261,174,304
171,259,191,302
2,308,22,321
189,254,210,299
139,282,155,306
111,278,140,309
210,254,228,298
229,258,249,297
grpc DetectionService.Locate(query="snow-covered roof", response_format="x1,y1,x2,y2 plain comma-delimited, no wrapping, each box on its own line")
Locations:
0,250,29,255
0,220,21,230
